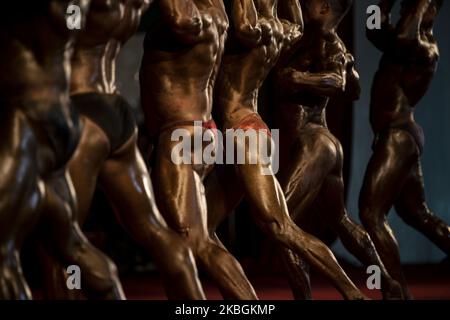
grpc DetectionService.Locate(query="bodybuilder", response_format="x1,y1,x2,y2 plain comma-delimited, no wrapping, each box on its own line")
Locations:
140,0,257,299
0,1,124,299
360,0,449,298
272,0,402,300
205,0,366,300
42,0,206,300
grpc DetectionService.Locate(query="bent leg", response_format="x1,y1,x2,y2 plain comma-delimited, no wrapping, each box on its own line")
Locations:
39,118,110,299
319,175,403,299
359,130,418,298
394,160,450,255
153,132,257,299
279,247,311,300
37,243,83,300
40,172,125,300
196,239,257,299
69,118,111,224
99,133,206,300
276,131,337,299
234,133,364,299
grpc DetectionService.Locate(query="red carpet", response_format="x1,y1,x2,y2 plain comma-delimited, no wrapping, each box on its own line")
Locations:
123,264,450,300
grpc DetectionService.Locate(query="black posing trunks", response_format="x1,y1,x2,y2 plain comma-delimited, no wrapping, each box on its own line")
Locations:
13,98,82,172
71,93,137,153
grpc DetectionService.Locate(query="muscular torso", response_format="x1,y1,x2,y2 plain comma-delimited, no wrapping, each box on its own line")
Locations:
277,32,349,134
215,7,284,128
0,1,88,172
370,32,439,133
140,0,228,134
71,0,150,95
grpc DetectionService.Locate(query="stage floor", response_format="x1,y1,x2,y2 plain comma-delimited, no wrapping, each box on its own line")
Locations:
123,264,450,300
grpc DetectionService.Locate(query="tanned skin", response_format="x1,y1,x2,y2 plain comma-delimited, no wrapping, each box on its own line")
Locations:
360,0,449,299
0,1,125,299
140,0,258,299
40,0,206,300
272,0,402,300
205,0,366,300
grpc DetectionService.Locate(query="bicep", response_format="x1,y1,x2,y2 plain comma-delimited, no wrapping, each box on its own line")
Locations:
232,0,261,47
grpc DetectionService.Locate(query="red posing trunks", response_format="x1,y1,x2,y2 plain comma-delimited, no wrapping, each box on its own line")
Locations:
231,112,272,137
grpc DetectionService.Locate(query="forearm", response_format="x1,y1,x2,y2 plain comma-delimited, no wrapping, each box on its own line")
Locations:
280,69,345,96
254,0,276,18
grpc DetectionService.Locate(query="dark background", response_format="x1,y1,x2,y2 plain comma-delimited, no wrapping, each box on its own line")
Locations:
78,1,450,273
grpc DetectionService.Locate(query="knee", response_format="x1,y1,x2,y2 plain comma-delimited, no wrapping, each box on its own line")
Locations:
341,217,375,248
396,207,418,227
397,204,433,229
359,208,385,231
84,257,121,295
260,220,290,242
174,226,204,252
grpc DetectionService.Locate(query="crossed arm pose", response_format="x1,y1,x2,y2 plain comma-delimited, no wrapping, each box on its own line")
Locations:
140,0,258,299
205,0,366,300
360,0,449,298
40,0,207,300
271,0,403,300
0,1,125,299
273,0,402,298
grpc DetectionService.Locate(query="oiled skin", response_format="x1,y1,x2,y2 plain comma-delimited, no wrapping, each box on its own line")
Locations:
140,0,258,299
272,0,402,300
359,0,449,299
40,0,206,300
0,1,124,300
205,0,366,300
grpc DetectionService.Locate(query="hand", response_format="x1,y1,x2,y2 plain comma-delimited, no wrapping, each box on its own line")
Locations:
279,67,296,79
280,20,303,46
277,67,301,91
345,52,355,69
258,18,274,45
